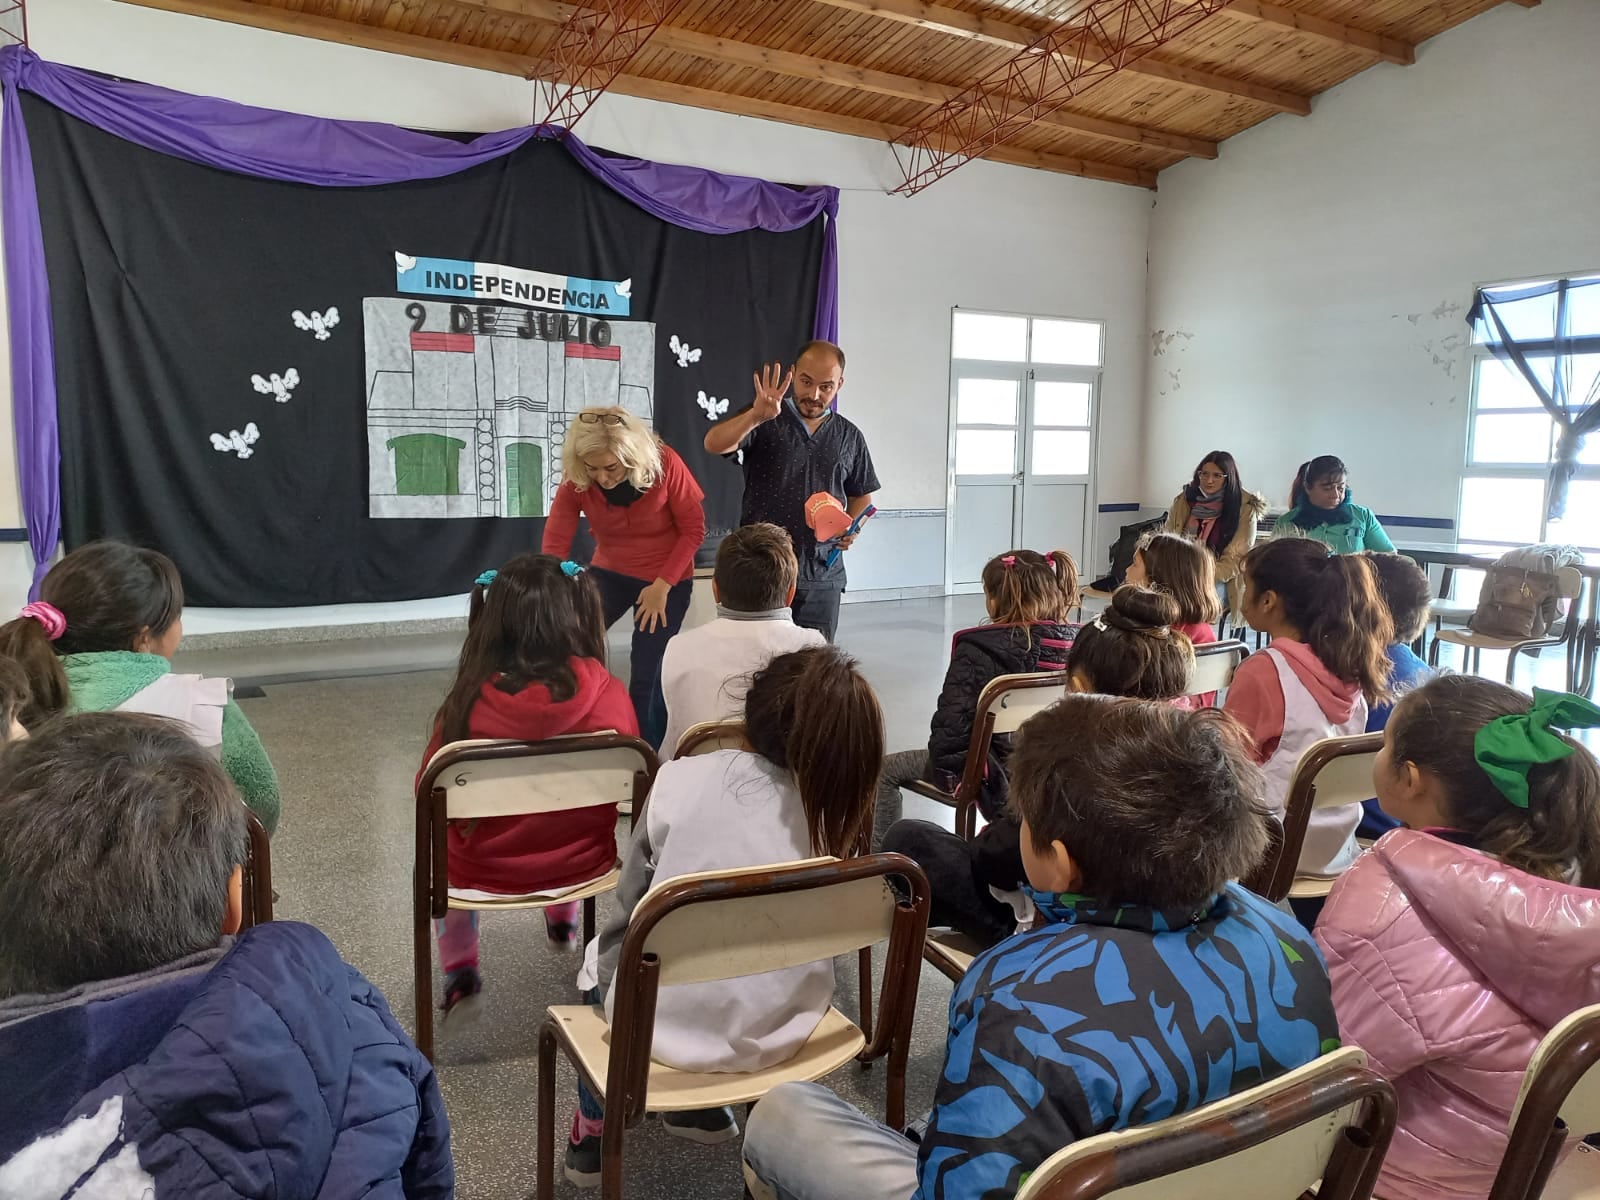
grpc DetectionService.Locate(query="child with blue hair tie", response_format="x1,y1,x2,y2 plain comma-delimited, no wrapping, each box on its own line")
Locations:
417,553,635,1024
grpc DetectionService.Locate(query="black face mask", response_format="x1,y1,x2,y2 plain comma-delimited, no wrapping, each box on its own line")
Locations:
601,478,644,507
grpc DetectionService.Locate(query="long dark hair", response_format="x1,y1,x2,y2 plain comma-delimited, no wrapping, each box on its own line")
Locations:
743,646,884,857
1289,454,1347,511
0,541,184,726
1068,586,1195,699
434,554,608,743
1244,538,1392,705
1183,450,1244,551
1388,675,1600,886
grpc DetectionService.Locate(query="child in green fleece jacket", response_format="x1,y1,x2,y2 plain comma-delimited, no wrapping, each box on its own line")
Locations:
0,543,279,833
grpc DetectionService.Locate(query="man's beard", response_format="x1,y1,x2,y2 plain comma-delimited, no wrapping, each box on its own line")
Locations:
795,396,829,417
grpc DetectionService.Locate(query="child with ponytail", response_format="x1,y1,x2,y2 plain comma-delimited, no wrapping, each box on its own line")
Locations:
873,548,1079,850
1317,675,1600,1200
885,585,1195,948
563,645,884,1184
1127,531,1221,705
1225,538,1393,887
417,553,635,1023
0,541,279,829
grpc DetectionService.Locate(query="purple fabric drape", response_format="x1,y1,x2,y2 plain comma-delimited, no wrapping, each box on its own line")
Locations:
0,46,838,594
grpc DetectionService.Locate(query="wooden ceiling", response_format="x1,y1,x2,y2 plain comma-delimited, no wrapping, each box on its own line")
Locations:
115,0,1541,189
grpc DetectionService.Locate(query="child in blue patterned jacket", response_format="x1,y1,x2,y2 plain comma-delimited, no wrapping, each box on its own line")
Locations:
744,695,1338,1200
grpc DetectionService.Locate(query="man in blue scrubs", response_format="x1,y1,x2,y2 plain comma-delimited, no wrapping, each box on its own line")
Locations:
704,341,879,642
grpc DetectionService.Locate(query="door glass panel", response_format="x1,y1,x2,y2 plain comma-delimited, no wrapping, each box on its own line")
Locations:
1459,476,1545,545
1031,430,1091,476
1471,414,1554,465
956,429,1016,475
956,377,1019,425
952,312,1027,362
1031,319,1102,366
1034,380,1092,427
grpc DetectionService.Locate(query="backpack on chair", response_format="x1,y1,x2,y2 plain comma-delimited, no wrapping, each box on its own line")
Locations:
1090,513,1167,592
1468,546,1577,640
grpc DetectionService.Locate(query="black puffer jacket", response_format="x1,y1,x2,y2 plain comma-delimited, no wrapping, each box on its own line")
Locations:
926,620,1078,821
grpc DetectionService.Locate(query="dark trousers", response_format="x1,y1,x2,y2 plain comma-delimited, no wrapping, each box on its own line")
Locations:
881,819,1016,950
791,586,843,644
588,566,692,738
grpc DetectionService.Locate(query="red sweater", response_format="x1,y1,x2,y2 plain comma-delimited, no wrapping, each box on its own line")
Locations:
417,657,639,894
541,443,707,584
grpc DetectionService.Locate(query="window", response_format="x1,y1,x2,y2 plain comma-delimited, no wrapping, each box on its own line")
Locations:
1460,273,1600,550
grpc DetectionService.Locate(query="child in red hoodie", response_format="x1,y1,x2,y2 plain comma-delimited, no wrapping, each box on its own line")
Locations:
1225,538,1393,907
418,553,637,1022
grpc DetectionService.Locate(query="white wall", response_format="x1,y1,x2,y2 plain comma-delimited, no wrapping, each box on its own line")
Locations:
2,0,1152,625
1144,0,1600,529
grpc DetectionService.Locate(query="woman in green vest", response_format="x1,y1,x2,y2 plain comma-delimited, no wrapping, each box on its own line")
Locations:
1272,454,1395,555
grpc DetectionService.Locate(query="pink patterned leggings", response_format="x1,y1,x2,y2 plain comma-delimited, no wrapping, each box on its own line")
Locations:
434,901,582,974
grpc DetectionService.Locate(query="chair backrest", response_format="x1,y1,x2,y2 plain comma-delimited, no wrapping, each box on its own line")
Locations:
605,853,930,1124
415,733,660,918
1490,1004,1600,1200
673,720,746,759
1189,640,1248,698
951,672,1069,839
239,809,273,929
1015,1047,1397,1200
1249,732,1383,901
419,733,657,820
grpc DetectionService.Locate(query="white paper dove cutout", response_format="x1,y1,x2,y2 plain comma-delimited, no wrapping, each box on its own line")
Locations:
209,423,260,459
292,308,340,341
669,335,703,368
250,368,300,403
696,390,729,421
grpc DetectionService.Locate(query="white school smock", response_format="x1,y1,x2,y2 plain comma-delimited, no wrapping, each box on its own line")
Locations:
1259,647,1367,879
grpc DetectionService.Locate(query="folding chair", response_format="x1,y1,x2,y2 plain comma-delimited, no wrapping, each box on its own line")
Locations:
1244,732,1384,903
1013,1047,1396,1200
902,672,1066,981
239,809,273,930
1489,1004,1600,1200
672,719,745,759
1433,565,1583,689
904,671,1069,842
535,853,931,1199
413,733,660,1061
1189,639,1249,703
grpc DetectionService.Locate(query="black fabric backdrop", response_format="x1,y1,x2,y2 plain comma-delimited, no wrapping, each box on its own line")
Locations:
24,93,824,606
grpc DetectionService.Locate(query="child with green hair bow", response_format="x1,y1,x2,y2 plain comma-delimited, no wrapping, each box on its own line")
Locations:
1314,673,1600,1200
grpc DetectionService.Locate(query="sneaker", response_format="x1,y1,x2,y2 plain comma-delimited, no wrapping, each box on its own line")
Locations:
546,921,581,951
440,967,482,1027
661,1106,740,1145
564,1133,602,1188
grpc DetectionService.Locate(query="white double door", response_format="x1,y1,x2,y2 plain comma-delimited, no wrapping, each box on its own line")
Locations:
948,364,1097,588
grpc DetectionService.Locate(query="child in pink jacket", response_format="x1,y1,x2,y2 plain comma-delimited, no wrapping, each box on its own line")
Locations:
1316,674,1600,1200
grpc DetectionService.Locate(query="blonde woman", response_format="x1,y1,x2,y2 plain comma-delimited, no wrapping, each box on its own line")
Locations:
542,407,707,736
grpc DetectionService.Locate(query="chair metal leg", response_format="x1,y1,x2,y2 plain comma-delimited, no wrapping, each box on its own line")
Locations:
414,897,435,1063
856,945,875,1069
600,1093,628,1200
537,1021,559,1200
583,895,596,946
1506,646,1520,686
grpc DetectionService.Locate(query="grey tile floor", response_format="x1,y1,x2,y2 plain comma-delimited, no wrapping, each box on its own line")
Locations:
234,594,990,1200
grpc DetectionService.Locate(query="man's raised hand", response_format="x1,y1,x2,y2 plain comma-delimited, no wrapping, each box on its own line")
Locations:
751,362,791,423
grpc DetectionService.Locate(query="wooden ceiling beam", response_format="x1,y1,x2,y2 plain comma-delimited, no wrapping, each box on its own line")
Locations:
118,0,538,74
111,0,1155,187
1220,1,1414,66
809,0,1311,114
468,0,1216,157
